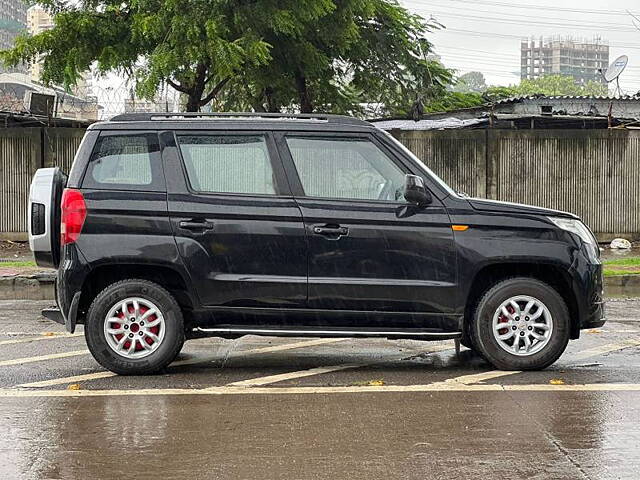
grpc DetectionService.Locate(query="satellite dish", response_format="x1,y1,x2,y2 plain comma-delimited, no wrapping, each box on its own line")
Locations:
603,55,628,82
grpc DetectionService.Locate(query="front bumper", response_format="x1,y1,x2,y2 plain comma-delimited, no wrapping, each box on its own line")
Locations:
572,254,605,334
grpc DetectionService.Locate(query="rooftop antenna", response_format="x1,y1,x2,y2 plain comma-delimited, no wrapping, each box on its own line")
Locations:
601,55,628,97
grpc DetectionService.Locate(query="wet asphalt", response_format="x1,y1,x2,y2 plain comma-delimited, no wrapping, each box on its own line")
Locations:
1,299,640,479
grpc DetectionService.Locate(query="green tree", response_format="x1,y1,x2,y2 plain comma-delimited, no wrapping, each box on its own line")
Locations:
454,71,487,93
1,0,451,115
515,75,608,96
217,0,452,115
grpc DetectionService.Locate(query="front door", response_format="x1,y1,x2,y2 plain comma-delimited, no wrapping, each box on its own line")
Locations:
277,132,457,327
165,131,307,310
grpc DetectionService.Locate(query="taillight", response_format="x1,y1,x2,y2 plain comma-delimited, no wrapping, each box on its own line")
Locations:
60,188,86,246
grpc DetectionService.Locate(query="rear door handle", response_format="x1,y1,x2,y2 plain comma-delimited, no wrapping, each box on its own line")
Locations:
179,220,214,231
312,225,349,238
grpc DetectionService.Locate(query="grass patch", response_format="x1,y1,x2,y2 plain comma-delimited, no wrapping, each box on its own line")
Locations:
604,268,634,277
602,257,640,267
602,257,640,276
0,260,36,268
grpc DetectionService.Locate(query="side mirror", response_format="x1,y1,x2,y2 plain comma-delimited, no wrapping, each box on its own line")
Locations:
403,174,432,206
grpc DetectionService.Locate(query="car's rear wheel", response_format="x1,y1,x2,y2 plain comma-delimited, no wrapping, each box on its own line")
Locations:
85,279,185,375
470,277,570,370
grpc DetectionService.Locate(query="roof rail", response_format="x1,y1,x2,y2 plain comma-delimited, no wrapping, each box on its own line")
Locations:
109,112,370,126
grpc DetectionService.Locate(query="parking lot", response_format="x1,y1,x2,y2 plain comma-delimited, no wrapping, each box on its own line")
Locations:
0,299,639,479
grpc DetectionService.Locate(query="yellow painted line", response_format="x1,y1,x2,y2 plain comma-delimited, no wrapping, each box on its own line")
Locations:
19,337,347,388
0,350,89,367
3,383,640,398
0,333,83,346
227,343,453,387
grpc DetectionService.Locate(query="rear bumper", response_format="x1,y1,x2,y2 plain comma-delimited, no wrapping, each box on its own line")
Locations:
55,244,89,333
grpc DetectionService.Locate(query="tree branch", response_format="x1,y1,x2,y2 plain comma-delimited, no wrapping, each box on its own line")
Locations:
199,77,231,106
166,78,190,94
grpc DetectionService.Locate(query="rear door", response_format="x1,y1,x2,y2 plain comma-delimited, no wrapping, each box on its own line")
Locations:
164,130,307,310
276,131,457,327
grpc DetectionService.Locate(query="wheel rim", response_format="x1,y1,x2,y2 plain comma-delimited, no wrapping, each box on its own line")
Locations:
491,295,553,357
103,297,166,359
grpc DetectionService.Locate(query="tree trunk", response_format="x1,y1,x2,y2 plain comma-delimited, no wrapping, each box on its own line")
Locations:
294,72,313,113
264,87,279,113
183,62,208,112
185,93,201,112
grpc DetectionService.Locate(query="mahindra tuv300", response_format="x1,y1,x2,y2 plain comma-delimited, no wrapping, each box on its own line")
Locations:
28,113,604,375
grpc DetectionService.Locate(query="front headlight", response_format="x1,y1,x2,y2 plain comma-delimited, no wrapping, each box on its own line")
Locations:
548,217,596,246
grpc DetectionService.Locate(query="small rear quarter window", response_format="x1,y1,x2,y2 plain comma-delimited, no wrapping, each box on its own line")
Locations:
82,133,164,191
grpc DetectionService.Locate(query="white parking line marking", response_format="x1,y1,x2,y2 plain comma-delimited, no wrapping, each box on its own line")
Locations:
441,338,640,386
572,339,640,360
228,364,362,387
3,382,640,397
227,343,454,387
0,350,89,367
443,370,519,385
18,337,347,388
0,333,83,346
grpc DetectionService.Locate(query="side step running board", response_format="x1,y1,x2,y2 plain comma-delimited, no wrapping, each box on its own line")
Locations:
194,326,461,340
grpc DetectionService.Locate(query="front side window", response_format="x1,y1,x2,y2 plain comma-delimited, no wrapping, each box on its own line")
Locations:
286,137,406,201
177,135,277,195
84,133,162,191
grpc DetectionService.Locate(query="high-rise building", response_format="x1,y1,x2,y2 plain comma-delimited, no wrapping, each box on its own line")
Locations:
26,6,91,97
26,6,53,82
521,36,609,85
0,0,27,74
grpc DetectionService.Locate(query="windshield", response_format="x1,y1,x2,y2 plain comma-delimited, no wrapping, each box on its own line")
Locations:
379,129,458,197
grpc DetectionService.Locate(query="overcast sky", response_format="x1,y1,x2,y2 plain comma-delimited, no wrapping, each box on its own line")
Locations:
401,0,640,94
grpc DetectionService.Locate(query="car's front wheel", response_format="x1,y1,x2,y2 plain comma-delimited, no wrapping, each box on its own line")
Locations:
470,277,570,370
85,279,185,375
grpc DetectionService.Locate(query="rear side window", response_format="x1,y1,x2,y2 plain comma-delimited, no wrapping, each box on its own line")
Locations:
83,133,164,191
176,135,277,195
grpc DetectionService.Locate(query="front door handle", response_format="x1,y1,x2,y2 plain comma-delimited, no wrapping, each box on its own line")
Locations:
312,225,349,239
179,220,214,231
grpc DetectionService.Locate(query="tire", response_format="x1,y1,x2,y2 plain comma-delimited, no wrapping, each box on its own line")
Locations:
470,277,570,371
85,279,185,375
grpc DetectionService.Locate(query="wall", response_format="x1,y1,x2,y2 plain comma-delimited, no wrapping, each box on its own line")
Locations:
0,127,85,239
393,129,640,241
2,126,638,241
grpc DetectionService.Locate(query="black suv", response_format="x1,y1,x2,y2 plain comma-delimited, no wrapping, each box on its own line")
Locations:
28,113,604,375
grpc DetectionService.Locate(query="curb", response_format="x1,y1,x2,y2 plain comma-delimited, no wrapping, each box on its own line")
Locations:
0,273,55,300
1,273,640,301
602,275,640,298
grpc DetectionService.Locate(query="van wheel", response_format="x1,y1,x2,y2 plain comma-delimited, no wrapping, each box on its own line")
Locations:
470,278,570,371
85,279,185,375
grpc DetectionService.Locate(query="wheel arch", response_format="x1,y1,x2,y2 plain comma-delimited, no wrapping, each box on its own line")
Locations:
76,264,196,325
464,262,580,340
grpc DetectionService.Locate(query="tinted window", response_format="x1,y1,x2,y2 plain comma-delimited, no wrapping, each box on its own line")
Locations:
286,137,406,201
177,135,276,195
84,133,163,191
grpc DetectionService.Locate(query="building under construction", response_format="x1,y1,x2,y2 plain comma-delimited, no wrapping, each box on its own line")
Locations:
520,36,609,85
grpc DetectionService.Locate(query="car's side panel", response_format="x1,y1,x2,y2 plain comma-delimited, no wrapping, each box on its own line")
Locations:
274,131,458,328
162,131,309,311
444,195,604,337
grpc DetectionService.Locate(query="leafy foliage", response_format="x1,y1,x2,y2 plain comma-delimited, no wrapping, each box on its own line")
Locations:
216,0,453,115
1,0,452,114
419,75,610,114
514,75,608,97
453,71,487,93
